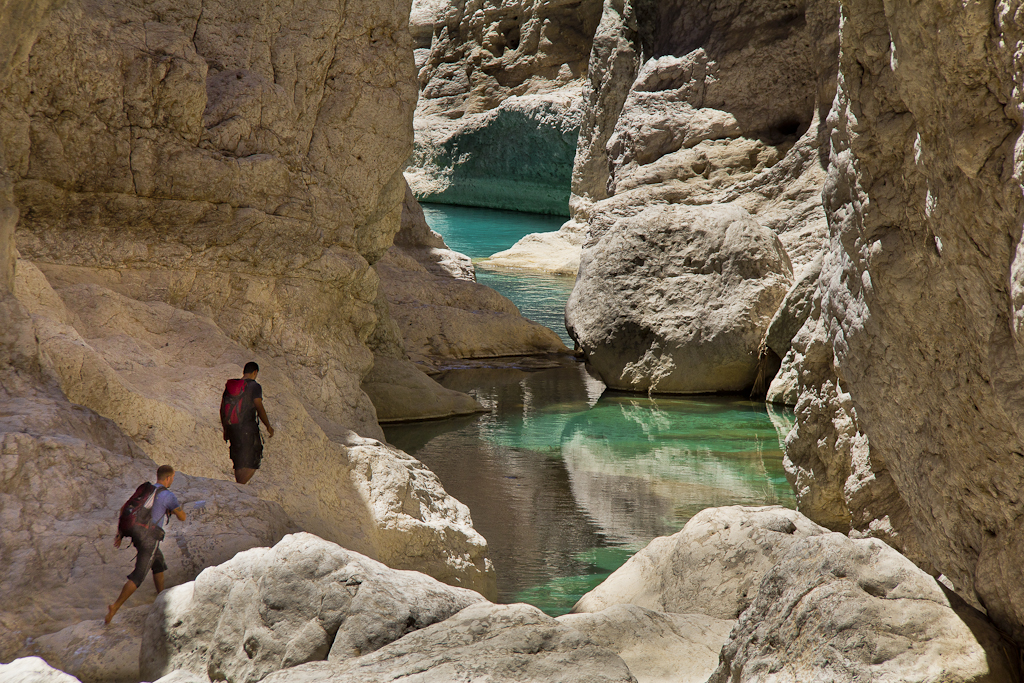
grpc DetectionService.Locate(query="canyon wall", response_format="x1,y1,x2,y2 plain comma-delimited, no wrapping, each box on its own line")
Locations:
407,0,603,214
785,0,1024,645
560,0,838,394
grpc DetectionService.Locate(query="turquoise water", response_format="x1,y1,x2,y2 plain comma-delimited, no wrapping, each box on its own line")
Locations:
420,203,576,346
399,204,797,615
384,361,796,615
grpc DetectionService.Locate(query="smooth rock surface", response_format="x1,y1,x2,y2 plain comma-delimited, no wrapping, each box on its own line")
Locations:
141,533,487,683
784,0,1024,645
558,604,733,683
0,658,82,683
572,506,829,619
707,533,1019,683
566,203,792,393
259,602,637,683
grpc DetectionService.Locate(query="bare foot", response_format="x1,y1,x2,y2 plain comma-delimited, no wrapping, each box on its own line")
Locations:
104,605,117,625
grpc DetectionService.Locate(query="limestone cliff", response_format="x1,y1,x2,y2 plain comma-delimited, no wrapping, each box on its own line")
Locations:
785,0,1024,646
561,0,839,394
407,0,603,214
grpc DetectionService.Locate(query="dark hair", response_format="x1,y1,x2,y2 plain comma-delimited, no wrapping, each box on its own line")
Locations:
243,361,259,375
157,465,175,481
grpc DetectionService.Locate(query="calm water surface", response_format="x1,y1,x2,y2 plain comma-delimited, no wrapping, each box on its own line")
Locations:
420,203,575,346
384,361,796,615
391,201,796,614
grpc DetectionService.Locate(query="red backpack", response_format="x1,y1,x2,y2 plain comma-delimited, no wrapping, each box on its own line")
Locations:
117,482,160,538
220,379,251,427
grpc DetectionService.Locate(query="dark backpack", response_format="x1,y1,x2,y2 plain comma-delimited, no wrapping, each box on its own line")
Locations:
117,482,161,537
221,379,252,427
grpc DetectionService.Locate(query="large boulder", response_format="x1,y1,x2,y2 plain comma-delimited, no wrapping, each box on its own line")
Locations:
566,203,792,393
259,602,637,683
24,607,151,683
572,506,828,619
707,533,1019,683
407,0,604,213
784,0,1024,646
141,533,487,683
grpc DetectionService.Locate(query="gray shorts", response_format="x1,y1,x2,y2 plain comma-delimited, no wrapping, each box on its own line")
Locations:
127,525,167,587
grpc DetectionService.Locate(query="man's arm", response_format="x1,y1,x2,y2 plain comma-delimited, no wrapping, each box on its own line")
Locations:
172,507,186,522
254,397,274,438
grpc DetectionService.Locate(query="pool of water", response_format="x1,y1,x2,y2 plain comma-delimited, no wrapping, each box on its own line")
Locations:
420,203,576,346
383,359,796,615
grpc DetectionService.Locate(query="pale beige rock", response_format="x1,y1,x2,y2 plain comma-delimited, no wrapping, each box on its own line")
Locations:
140,533,487,683
558,604,734,683
1,0,419,441
572,506,829,619
0,289,297,663
707,534,1018,683
259,602,637,683
12,259,495,596
784,0,1024,645
477,218,585,275
361,355,484,422
26,607,150,683
0,658,82,683
566,203,792,393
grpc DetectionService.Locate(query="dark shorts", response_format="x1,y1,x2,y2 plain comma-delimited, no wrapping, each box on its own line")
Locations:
127,525,167,587
228,427,263,470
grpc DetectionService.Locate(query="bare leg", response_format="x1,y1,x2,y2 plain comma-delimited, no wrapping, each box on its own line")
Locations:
105,579,138,624
153,571,165,593
235,467,256,484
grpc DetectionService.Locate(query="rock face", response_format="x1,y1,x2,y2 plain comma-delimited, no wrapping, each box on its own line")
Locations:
491,0,839,278
260,602,637,683
566,202,793,393
574,507,1018,683
11,256,495,596
407,0,603,214
25,607,151,683
1,0,417,440
558,604,733,683
376,186,570,372
707,533,1018,683
572,506,829,619
141,533,487,683
0,658,83,683
783,0,1024,647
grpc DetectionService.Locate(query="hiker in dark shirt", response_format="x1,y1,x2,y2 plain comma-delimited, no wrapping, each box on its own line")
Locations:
105,464,185,625
221,361,274,484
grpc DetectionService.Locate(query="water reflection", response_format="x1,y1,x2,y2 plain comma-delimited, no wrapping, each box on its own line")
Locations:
383,359,795,615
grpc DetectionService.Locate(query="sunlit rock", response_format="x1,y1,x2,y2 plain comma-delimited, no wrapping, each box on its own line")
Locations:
140,533,487,683
707,534,1018,683
785,0,1024,646
572,506,828,619
408,0,604,214
259,602,636,683
566,203,792,393
558,604,733,683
